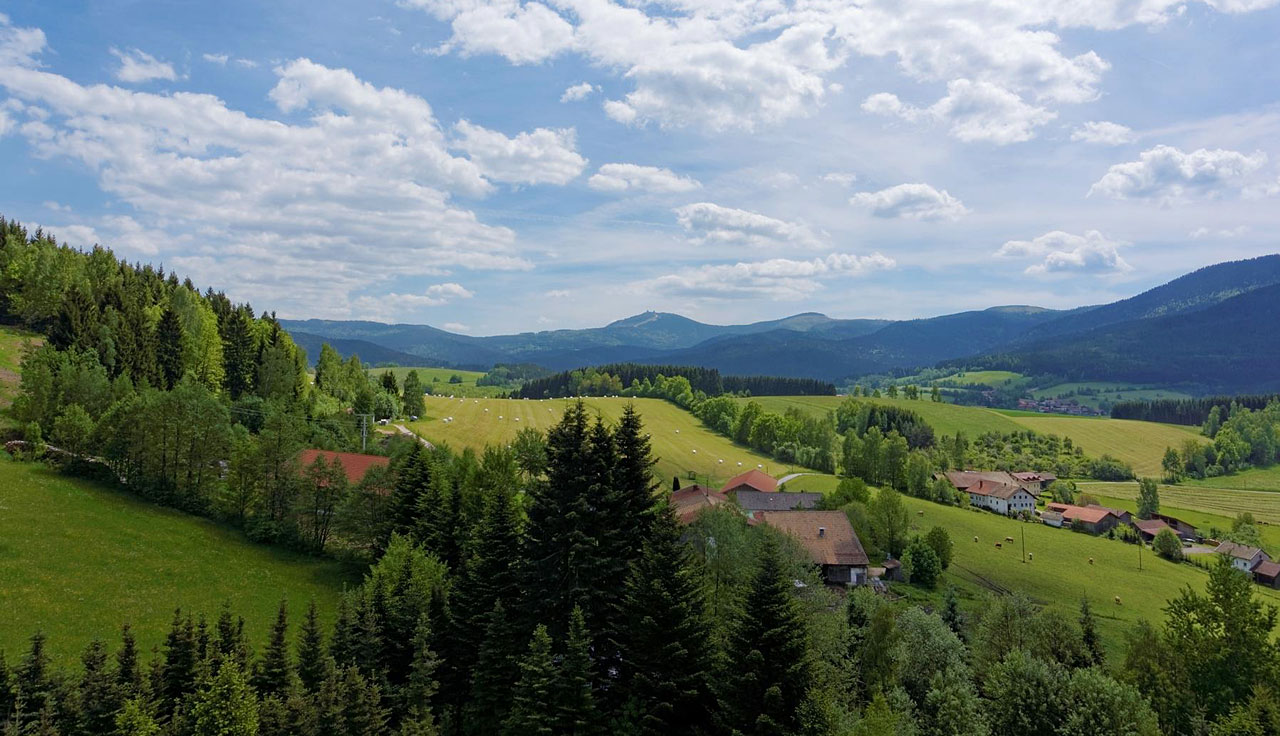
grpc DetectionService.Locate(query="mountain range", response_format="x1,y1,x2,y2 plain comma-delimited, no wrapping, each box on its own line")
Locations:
282,254,1280,392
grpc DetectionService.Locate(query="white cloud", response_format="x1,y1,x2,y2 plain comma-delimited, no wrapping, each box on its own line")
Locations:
849,183,969,221
674,202,823,248
408,0,575,64
0,22,531,319
546,289,571,298
1189,225,1250,239
202,53,229,65
560,82,595,102
1089,145,1268,200
453,120,586,185
588,163,700,193
234,58,258,69
640,252,895,300
351,283,473,320
43,215,168,257
443,322,471,332
996,230,1131,275
863,79,1055,144
110,47,178,83
0,13,46,68
1071,120,1133,145
822,172,857,186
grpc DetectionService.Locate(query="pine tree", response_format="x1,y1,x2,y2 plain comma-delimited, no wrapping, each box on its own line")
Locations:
297,600,327,693
340,667,389,736
719,538,813,735
940,586,966,640
464,602,522,736
556,608,600,736
14,631,53,731
400,614,440,730
503,626,557,736
117,624,143,699
214,603,251,670
1079,598,1105,668
222,306,257,399
78,638,123,735
254,597,293,697
154,306,185,389
189,661,259,736
330,593,360,669
389,448,432,542
158,609,199,720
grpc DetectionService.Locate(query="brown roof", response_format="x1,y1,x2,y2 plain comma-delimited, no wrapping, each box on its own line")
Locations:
944,470,1016,490
1132,519,1171,536
1255,560,1280,580
670,485,731,524
757,511,869,567
966,479,1027,500
1046,503,1119,525
721,469,778,494
1215,541,1267,562
297,449,390,485
735,490,822,512
1011,471,1057,483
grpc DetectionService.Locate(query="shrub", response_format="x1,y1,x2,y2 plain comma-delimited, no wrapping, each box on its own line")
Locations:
1152,529,1183,561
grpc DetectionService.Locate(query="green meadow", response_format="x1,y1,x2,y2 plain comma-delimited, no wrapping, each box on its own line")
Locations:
0,458,354,664
1084,480,1280,526
0,324,40,427
366,366,505,398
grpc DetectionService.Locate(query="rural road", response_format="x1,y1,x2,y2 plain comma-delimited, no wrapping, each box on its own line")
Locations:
392,424,434,449
777,472,817,485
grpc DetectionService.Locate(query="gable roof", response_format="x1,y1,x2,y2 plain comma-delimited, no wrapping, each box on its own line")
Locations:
966,479,1028,501
721,468,778,494
735,490,822,512
1132,519,1171,536
670,484,731,524
1011,471,1057,483
757,511,869,567
1254,560,1280,580
1215,541,1268,563
297,449,390,485
1045,503,1120,525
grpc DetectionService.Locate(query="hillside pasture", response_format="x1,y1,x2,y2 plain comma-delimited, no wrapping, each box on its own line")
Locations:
1090,492,1280,552
406,396,799,487
1030,381,1195,410
1001,414,1202,477
732,396,1027,438
1083,480,1280,526
1182,465,1280,492
937,370,1023,387
0,458,353,663
0,324,40,426
366,366,505,398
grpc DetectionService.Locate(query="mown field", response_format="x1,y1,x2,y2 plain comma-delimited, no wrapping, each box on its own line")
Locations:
937,370,1023,387
0,458,354,664
1084,480,1280,526
366,366,506,398
407,396,799,488
1030,381,1195,410
737,395,1199,477
0,324,40,428
1182,465,1280,492
1090,493,1280,552
786,472,1280,654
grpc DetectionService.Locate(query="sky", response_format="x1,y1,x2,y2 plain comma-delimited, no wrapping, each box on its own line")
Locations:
1,1,1279,335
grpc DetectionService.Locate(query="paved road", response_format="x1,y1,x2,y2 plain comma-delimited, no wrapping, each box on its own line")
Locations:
392,424,434,449
777,472,817,485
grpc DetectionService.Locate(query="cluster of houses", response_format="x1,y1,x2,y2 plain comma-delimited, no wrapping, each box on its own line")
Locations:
937,470,1055,516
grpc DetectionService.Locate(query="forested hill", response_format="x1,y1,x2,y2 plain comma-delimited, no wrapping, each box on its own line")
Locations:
958,282,1280,392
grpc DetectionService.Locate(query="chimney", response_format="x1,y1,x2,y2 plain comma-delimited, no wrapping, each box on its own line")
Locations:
818,527,826,538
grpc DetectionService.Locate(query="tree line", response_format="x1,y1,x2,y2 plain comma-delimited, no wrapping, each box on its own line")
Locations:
1161,400,1280,482
514,363,835,400
1112,393,1280,425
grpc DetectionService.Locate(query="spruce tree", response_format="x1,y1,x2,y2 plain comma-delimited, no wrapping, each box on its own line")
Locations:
14,631,53,731
400,614,440,730
214,603,251,670
154,306,185,389
556,608,600,736
117,624,143,699
340,667,389,736
940,586,966,641
330,592,360,669
620,505,718,736
464,601,522,736
1079,598,1105,668
222,306,257,399
297,599,327,693
158,609,198,721
0,649,13,723
78,638,123,735
719,538,813,735
189,661,259,736
389,448,432,542
503,626,557,736
254,597,293,697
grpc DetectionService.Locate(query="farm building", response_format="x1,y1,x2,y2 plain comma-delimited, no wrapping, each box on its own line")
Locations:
296,449,390,485
939,471,1037,516
1215,541,1271,573
1040,510,1065,528
1044,503,1124,535
1090,504,1132,525
1151,513,1198,541
721,468,778,496
1255,560,1280,589
1010,471,1058,494
1131,518,1173,543
735,490,823,514
669,484,731,525
757,511,870,585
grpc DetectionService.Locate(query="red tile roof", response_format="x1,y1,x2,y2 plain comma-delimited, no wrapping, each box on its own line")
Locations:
721,469,778,494
1132,519,1171,536
966,479,1026,500
670,484,731,524
757,511,869,567
1045,503,1119,525
297,449,390,485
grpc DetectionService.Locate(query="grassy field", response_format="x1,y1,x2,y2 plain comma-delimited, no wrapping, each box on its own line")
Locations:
1083,480,1280,526
0,458,354,664
0,324,40,428
1030,382,1195,410
406,396,800,487
366,366,506,398
734,396,1028,438
938,370,1023,387
1090,493,1280,552
1182,465,1280,492
999,415,1201,477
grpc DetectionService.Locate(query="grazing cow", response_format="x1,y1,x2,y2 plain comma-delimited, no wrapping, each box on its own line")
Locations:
973,536,979,543
1004,536,1015,543
1089,558,1094,565
1114,596,1121,605
1028,552,1034,561
995,543,1002,549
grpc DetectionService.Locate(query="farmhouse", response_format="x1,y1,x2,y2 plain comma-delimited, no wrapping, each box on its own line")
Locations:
1131,518,1173,543
296,449,390,486
1151,513,1198,541
940,471,1037,516
1045,503,1124,535
757,511,870,585
734,489,823,514
721,468,778,496
1215,541,1271,573
1010,471,1058,494
669,484,731,525
1255,560,1280,589
1090,504,1132,525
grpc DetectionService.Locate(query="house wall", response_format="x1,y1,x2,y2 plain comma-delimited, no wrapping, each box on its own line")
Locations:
822,564,867,585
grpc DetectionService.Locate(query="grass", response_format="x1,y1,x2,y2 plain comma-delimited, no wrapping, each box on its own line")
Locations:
999,415,1202,477
406,396,801,488
1182,465,1280,492
0,324,41,427
1090,493,1280,552
0,458,355,664
937,370,1023,387
1083,480,1280,526
366,366,506,398
733,396,1028,438
1029,382,1195,410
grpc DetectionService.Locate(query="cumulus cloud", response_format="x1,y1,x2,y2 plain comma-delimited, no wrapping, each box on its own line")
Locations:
1089,145,1268,200
560,82,595,102
407,0,575,64
849,183,969,221
453,120,586,185
674,202,823,248
640,252,895,300
863,79,1055,144
822,172,857,186
0,19,533,319
0,13,46,68
545,289,570,298
110,47,178,83
588,163,700,193
996,230,1131,275
443,322,471,332
1071,120,1133,145
44,215,168,257
202,53,229,65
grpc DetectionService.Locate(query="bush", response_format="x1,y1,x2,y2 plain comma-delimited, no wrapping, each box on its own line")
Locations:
902,537,942,589
1152,528,1183,561
924,526,953,570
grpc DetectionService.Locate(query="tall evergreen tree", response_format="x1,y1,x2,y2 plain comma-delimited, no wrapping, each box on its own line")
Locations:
154,306,185,389
0,650,13,724
78,638,123,735
719,539,813,735
297,600,327,694
340,667,389,736
330,592,360,670
14,632,53,731
400,614,440,729
189,661,259,736
556,608,600,736
503,626,557,736
222,306,257,399
254,597,293,698
158,609,199,721
389,449,432,543
117,623,143,699
1079,598,1105,668
620,504,718,736
464,602,522,736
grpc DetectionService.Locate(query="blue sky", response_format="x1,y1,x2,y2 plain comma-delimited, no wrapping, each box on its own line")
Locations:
2,0,1279,334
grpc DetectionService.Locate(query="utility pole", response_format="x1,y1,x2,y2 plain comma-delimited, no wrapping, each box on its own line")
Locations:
1138,538,1143,572
356,413,372,452
1021,526,1027,564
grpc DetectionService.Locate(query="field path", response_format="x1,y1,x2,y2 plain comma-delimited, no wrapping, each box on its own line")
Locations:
393,423,434,449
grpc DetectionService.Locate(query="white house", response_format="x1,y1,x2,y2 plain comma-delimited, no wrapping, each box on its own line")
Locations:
940,470,1039,516
1216,541,1271,573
